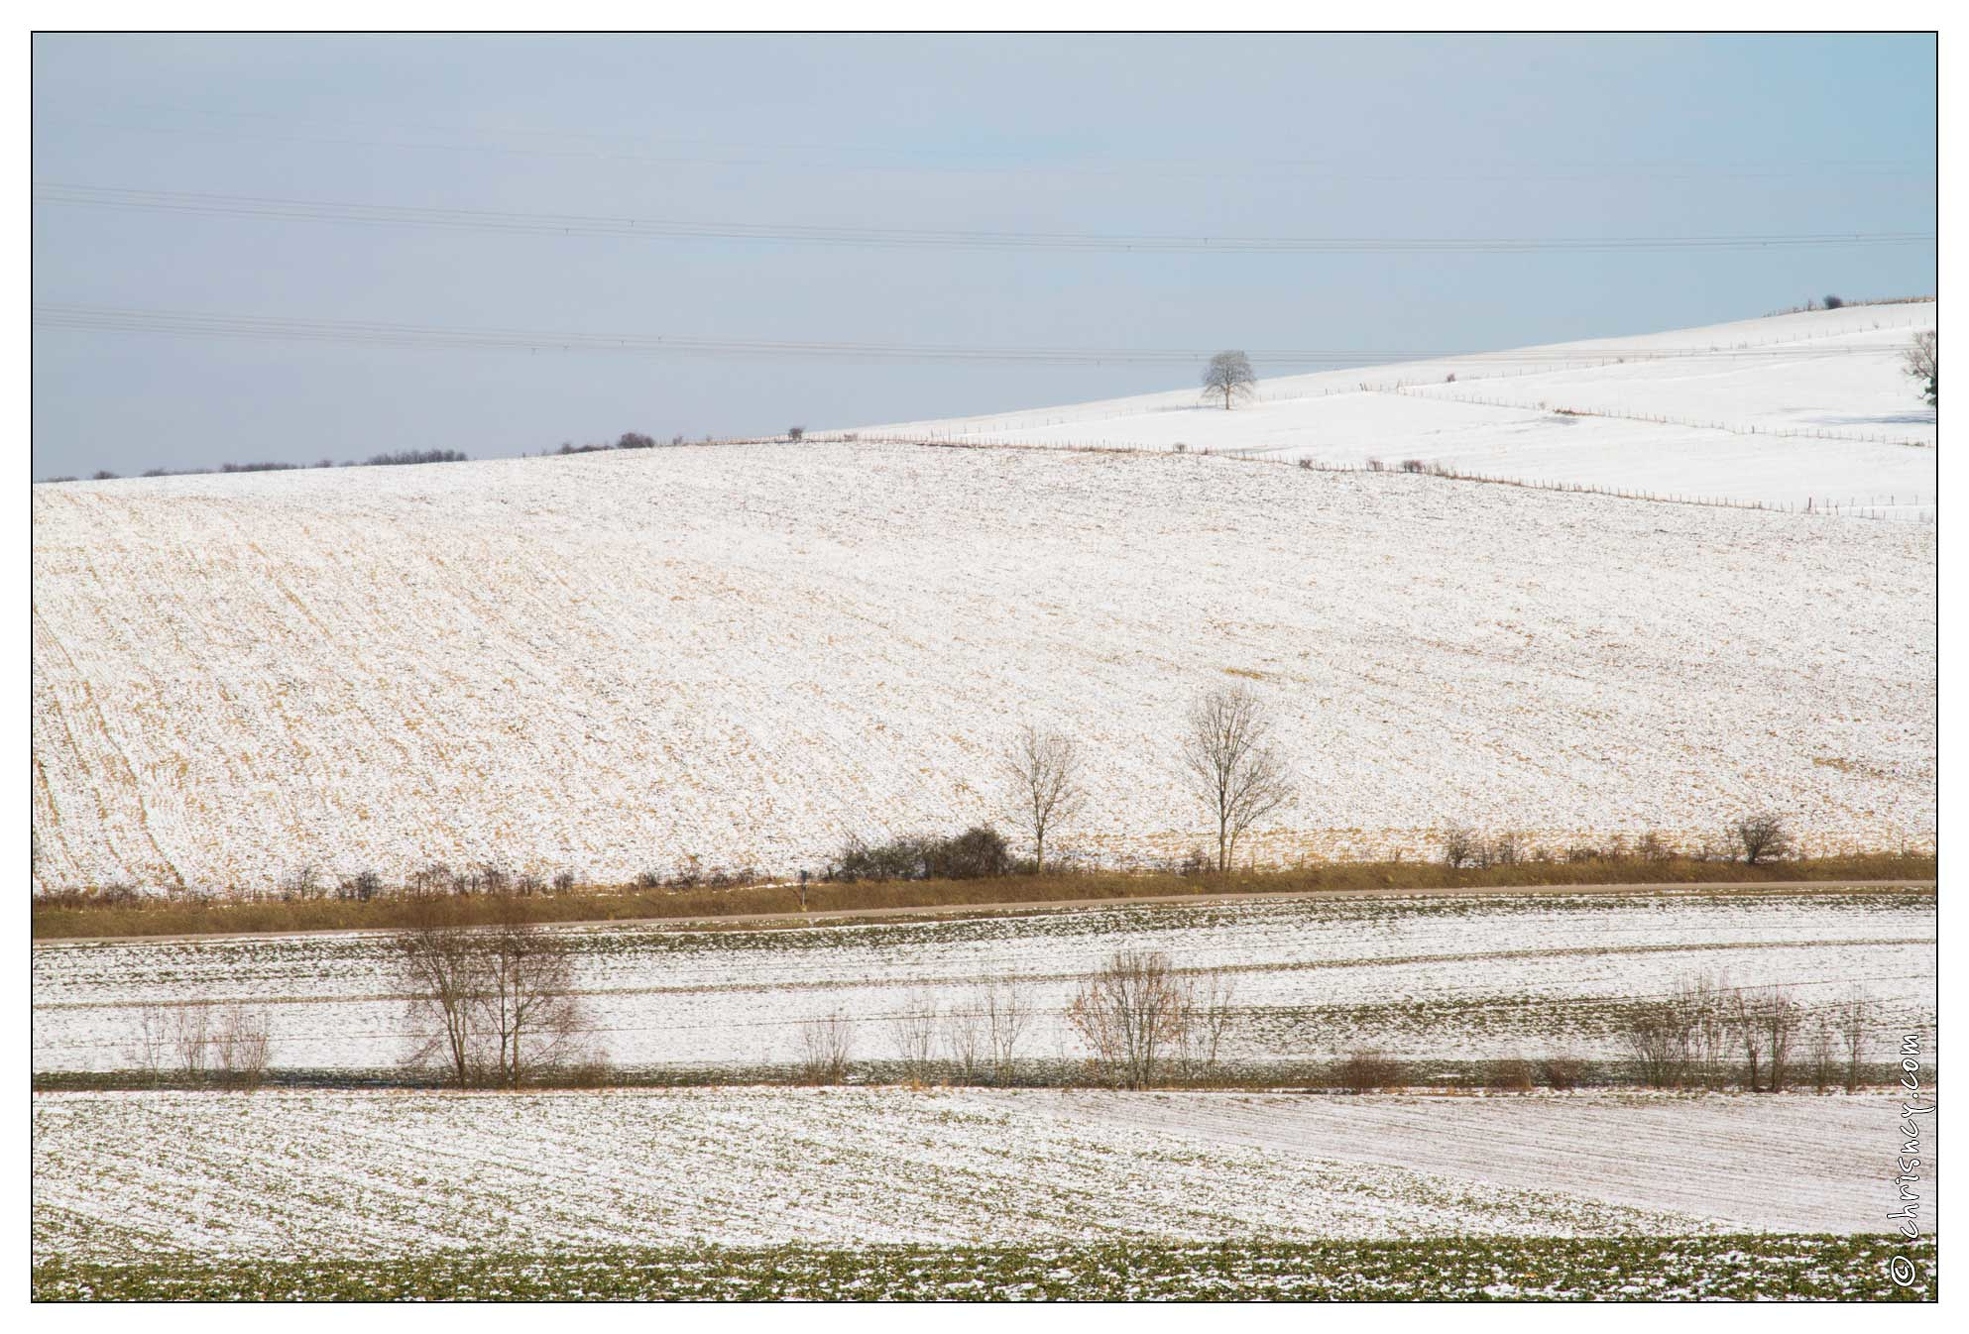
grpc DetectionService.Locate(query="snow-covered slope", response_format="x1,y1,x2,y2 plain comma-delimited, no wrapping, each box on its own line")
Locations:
32,434,1933,893
855,303,1937,520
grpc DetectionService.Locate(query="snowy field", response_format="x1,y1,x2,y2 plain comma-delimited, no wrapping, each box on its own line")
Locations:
32,430,1935,892
858,304,1937,519
32,1086,1919,1262
32,891,1934,1073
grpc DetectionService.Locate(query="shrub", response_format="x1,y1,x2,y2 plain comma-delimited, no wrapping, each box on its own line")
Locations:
923,826,1012,880
552,871,576,895
1823,294,1845,310
1439,823,1480,869
1732,812,1792,864
1538,1054,1586,1091
616,432,656,450
787,426,805,442
797,1012,855,1084
1485,1058,1535,1092
1333,1051,1405,1093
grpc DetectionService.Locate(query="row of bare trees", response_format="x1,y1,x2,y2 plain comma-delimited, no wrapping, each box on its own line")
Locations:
1622,977,1874,1092
126,1002,272,1088
794,952,1237,1088
1003,682,1295,877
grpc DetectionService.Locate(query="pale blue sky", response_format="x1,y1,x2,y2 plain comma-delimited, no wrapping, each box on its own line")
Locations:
32,33,1936,477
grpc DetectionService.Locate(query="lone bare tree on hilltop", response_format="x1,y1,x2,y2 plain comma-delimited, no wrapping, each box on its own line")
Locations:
1202,351,1256,410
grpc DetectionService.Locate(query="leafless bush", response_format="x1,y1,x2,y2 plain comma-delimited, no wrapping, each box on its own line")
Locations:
1439,823,1480,869
1486,1058,1535,1092
278,864,322,901
1171,971,1236,1079
1538,1053,1586,1091
1400,458,1427,473
943,999,984,1080
125,1006,173,1083
890,994,939,1081
552,871,576,895
1486,832,1524,867
1622,997,1687,1089
1760,987,1801,1091
1636,831,1674,862
787,426,805,442
211,1004,272,1089
1731,812,1792,865
798,1011,856,1084
1333,1051,1405,1092
171,1006,211,1079
1067,952,1236,1087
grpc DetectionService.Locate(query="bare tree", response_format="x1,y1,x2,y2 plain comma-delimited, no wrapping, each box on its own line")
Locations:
1181,684,1296,872
171,1006,211,1080
1201,351,1256,410
1067,950,1191,1088
393,899,597,1089
1905,330,1937,407
1001,726,1086,874
890,993,939,1081
396,903,486,1088
1807,1014,1837,1093
983,980,1033,1083
1838,989,1873,1092
1731,812,1792,865
1762,987,1801,1092
478,908,590,1089
126,1006,172,1084
1172,971,1237,1080
943,997,984,1081
1727,988,1763,1091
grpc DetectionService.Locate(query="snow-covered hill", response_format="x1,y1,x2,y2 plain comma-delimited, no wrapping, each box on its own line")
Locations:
855,303,1937,520
33,424,1933,893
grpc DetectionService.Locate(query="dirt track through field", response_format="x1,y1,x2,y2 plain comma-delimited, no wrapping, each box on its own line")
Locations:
34,878,1935,948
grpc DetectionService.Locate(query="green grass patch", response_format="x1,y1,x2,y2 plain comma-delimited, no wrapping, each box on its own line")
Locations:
33,1235,1936,1301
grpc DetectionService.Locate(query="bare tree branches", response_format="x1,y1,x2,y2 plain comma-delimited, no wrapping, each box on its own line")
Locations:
1181,684,1296,872
393,900,598,1089
1001,726,1086,874
1201,350,1256,410
1066,950,1237,1088
1906,330,1937,407
798,1011,855,1084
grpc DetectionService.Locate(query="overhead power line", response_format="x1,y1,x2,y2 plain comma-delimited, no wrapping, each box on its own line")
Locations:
31,183,1938,255
31,302,1923,367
